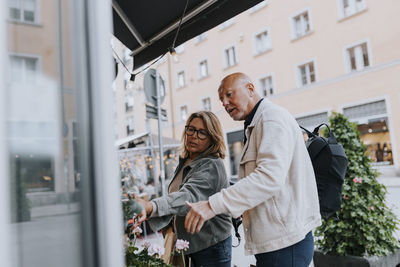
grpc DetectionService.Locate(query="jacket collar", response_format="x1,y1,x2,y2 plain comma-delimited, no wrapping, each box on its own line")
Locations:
241,98,270,160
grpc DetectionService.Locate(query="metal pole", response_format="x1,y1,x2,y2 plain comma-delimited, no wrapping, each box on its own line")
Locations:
156,71,166,196
146,119,158,196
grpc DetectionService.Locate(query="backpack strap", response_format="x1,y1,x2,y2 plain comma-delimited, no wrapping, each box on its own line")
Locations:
313,123,338,144
299,125,315,138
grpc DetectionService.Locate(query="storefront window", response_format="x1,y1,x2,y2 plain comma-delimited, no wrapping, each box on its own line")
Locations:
344,100,393,167
227,130,244,183
358,118,393,166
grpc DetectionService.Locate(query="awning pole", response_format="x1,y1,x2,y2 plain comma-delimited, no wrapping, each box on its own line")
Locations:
131,0,218,56
112,0,146,46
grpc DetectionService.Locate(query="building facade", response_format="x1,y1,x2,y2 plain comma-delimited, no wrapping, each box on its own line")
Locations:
115,0,400,180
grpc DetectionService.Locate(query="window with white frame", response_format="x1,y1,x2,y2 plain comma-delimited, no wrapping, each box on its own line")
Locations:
346,42,370,71
202,97,211,111
343,100,393,166
249,1,267,13
177,71,186,88
340,0,366,18
297,61,316,86
195,32,207,43
296,112,329,130
198,60,208,78
291,10,311,39
9,54,38,83
126,116,134,135
224,46,237,68
180,105,188,122
259,76,274,97
296,112,329,141
123,71,131,90
219,18,235,30
254,30,271,55
125,95,134,112
8,0,38,23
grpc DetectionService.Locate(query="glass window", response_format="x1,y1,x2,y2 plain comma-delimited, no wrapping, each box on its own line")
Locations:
259,76,274,97
3,0,103,266
254,30,271,55
202,97,211,111
292,11,311,38
224,46,237,68
227,131,244,183
342,0,366,17
298,61,316,86
8,0,38,23
10,55,38,83
177,71,185,88
199,60,208,78
347,42,370,71
180,105,188,121
296,112,329,140
126,116,134,135
343,101,393,166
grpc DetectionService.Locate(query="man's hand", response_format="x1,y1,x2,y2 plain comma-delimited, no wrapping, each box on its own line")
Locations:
184,201,216,234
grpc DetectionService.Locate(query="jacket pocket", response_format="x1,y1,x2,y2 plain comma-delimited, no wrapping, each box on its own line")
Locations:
240,151,257,177
240,151,257,165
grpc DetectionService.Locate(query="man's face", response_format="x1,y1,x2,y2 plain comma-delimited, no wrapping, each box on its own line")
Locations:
218,80,252,121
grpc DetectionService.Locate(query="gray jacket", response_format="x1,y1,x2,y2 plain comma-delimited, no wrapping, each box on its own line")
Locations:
148,155,232,254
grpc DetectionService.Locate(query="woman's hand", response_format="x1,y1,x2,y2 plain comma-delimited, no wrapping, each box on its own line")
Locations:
135,197,153,216
132,196,153,226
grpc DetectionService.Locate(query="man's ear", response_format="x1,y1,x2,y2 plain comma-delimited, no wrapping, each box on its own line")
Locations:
246,83,256,96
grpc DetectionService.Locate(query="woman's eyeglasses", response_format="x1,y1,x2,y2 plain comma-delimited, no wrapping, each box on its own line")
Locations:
185,126,208,140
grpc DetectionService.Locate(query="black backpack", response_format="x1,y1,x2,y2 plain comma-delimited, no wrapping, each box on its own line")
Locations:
300,123,348,219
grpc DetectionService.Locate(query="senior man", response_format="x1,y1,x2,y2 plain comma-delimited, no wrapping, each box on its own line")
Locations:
185,72,321,267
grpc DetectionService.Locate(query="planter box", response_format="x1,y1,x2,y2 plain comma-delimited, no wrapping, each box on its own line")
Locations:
314,249,400,267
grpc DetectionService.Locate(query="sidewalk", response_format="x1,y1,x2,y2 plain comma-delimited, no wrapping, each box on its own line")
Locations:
31,202,80,219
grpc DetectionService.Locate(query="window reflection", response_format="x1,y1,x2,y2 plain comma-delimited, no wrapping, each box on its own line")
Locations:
6,0,83,266
227,130,244,183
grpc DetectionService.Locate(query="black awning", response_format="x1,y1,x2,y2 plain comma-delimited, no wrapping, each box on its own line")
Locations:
112,0,263,70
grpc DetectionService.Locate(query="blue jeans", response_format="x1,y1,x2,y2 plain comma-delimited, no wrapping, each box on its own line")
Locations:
255,231,314,267
190,235,232,267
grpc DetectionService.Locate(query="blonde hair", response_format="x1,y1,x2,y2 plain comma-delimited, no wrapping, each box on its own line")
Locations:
181,111,226,159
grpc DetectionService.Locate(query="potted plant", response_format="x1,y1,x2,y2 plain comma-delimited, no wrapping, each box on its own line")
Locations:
314,113,400,266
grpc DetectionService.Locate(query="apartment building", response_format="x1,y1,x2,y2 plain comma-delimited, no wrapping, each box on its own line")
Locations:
6,0,80,204
115,0,400,181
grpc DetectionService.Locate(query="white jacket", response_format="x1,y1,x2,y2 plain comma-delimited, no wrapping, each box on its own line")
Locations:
209,99,321,255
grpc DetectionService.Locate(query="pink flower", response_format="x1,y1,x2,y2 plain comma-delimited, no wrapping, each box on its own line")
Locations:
370,206,374,211
343,195,349,200
148,244,165,256
175,239,190,252
132,226,142,235
352,177,363,183
142,240,151,248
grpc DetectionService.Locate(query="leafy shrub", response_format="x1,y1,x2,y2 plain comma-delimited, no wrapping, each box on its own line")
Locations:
315,112,399,256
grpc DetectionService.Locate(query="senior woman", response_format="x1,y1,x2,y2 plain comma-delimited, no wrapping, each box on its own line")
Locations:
137,111,232,267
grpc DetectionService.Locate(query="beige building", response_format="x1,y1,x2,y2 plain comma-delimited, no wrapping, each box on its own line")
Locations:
114,0,400,181
7,0,78,205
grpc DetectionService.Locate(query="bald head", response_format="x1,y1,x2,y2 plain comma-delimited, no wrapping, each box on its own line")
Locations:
218,72,261,121
219,72,253,92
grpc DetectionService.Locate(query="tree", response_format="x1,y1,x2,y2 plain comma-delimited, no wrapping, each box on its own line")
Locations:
315,112,399,256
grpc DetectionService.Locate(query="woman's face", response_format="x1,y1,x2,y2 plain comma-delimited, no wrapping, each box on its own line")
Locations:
185,118,211,159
